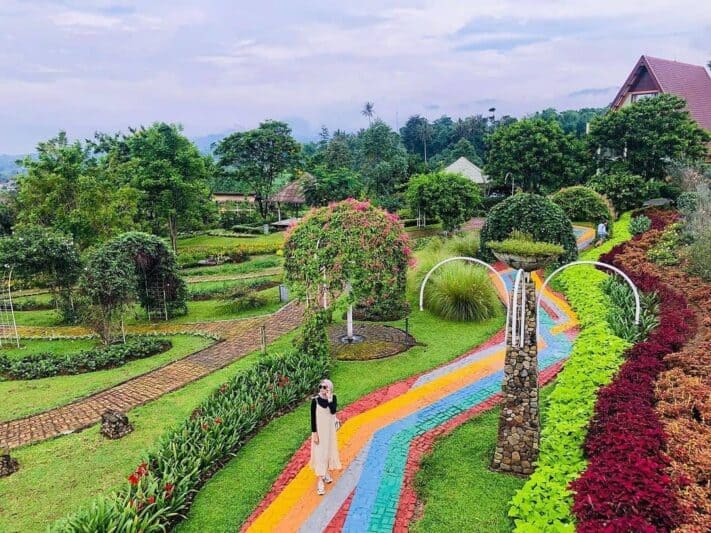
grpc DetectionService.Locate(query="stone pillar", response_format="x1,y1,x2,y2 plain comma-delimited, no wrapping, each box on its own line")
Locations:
100,410,133,440
1,452,19,477
491,277,540,475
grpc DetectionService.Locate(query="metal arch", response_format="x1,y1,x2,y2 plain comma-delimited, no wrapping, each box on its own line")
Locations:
419,256,511,343
511,269,522,347
536,260,641,343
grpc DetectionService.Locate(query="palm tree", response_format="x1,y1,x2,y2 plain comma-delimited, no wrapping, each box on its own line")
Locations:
361,102,375,125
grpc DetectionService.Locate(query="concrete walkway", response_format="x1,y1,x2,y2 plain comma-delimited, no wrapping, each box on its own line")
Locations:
0,302,303,450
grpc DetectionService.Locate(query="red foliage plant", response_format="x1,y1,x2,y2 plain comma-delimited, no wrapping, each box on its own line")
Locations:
571,209,699,531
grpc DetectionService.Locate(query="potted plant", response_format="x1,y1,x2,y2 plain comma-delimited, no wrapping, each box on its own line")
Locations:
487,231,564,271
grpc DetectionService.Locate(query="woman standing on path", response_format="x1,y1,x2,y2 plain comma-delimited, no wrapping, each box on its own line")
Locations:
310,378,342,495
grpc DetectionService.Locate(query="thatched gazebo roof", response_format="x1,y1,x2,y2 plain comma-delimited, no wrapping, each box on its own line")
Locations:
272,174,311,204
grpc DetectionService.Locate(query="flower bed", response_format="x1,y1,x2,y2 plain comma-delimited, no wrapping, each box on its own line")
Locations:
571,209,698,531
0,337,172,380
52,348,329,532
508,216,633,531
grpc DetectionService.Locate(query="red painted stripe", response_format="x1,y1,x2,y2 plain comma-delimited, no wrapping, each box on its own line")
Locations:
392,359,567,531
240,329,506,531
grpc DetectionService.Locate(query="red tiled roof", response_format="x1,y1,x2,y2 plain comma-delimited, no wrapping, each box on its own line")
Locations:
613,55,711,132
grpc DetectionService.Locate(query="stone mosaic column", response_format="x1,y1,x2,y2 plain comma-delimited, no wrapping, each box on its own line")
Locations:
491,276,539,475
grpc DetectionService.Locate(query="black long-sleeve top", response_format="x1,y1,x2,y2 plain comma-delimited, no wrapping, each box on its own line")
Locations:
310,395,337,432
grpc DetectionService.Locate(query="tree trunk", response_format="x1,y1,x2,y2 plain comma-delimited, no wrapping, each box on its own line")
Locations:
168,216,178,254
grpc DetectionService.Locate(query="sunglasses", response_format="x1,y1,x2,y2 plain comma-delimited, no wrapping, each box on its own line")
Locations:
319,385,329,389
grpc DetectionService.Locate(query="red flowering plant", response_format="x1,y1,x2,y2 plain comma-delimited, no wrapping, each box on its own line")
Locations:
284,199,412,322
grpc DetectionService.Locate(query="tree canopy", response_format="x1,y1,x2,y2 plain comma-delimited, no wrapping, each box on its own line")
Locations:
485,118,586,193
406,172,482,232
587,94,710,180
215,120,301,220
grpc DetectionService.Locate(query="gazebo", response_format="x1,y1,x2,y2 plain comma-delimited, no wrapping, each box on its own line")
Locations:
272,175,309,221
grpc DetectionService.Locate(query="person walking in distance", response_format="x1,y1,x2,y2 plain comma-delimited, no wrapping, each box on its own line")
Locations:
310,378,341,495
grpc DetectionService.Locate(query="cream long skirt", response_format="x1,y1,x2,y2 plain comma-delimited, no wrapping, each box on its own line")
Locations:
310,404,342,477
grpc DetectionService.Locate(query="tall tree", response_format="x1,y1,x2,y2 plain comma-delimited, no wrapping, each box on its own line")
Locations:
15,132,139,249
356,120,408,202
406,172,482,232
303,166,363,206
215,120,300,220
361,102,375,125
117,123,212,252
587,94,710,179
485,118,585,193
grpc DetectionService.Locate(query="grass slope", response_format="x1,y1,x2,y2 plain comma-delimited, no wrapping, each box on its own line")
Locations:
412,386,554,533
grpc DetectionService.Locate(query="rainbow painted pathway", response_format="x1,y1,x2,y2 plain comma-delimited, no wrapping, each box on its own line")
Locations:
243,227,593,533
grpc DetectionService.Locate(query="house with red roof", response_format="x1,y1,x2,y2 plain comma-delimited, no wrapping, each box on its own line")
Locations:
611,55,711,133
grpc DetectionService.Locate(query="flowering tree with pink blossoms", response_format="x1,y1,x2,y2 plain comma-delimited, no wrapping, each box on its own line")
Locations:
284,198,412,322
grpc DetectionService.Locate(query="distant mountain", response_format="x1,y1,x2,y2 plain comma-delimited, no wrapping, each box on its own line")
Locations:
0,154,26,186
191,118,318,155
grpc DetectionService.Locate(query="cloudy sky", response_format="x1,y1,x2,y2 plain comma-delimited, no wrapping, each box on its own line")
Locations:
1,0,710,153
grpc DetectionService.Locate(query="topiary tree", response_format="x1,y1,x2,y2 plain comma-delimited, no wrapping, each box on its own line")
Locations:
406,172,482,232
550,185,615,226
102,232,187,318
0,225,82,322
588,170,650,213
284,198,412,326
479,193,577,264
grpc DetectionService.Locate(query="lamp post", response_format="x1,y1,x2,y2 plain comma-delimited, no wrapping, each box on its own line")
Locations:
504,172,515,196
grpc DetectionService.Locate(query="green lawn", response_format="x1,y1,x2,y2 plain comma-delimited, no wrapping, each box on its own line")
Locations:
181,255,282,277
13,287,284,328
177,232,284,249
177,299,505,532
187,275,280,294
0,335,214,421
0,332,298,533
0,338,98,360
412,385,554,533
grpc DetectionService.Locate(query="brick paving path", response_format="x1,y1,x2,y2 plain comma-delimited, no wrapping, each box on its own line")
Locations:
0,302,303,450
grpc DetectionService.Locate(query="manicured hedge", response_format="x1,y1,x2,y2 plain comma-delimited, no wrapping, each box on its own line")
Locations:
480,193,578,263
550,186,615,225
0,338,172,380
571,210,696,531
508,215,634,531
53,348,329,532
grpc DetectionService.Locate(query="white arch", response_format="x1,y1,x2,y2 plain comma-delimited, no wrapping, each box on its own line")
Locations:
536,260,641,343
418,256,511,343
511,269,523,347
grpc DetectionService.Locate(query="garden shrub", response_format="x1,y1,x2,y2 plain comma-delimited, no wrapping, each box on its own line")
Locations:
687,227,711,281
550,186,615,224
508,214,635,531
676,191,699,216
285,199,411,322
231,224,264,235
479,193,578,263
421,262,502,322
628,214,651,235
588,171,649,212
406,172,482,232
647,222,684,265
53,347,329,532
0,338,171,380
218,292,268,314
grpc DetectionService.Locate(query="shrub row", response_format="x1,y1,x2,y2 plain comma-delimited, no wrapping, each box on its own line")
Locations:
0,338,172,380
178,241,282,267
571,210,696,531
53,348,329,532
508,215,634,531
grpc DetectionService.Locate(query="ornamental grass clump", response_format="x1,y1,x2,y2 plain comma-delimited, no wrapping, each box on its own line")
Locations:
447,232,480,257
422,262,502,322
